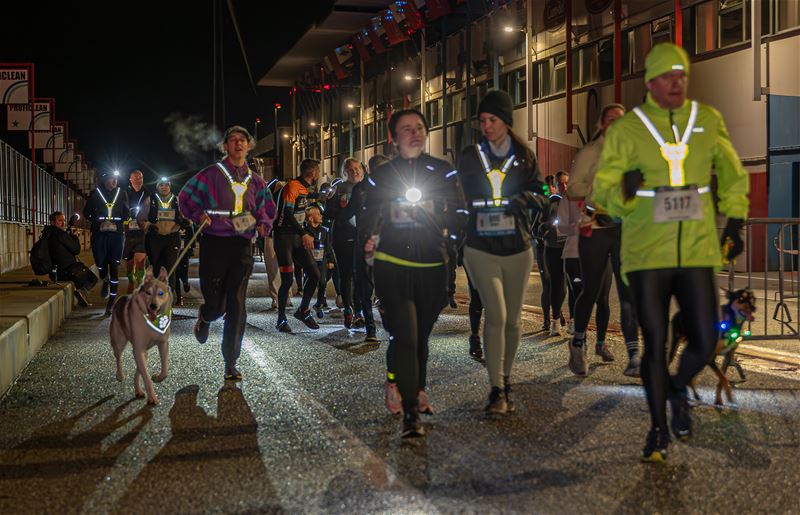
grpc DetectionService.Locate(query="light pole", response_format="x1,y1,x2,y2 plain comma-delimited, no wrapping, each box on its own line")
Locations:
346,103,360,157
254,117,261,141
273,103,282,178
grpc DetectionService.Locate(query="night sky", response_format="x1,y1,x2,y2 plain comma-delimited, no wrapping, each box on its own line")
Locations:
2,1,334,187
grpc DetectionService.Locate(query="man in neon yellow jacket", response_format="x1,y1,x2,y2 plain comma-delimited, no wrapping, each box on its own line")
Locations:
593,42,749,462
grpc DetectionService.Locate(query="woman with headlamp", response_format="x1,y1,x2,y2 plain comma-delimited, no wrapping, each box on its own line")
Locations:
458,90,549,415
362,109,465,438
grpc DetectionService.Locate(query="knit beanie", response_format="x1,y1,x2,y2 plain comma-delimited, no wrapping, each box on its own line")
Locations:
644,42,690,83
477,90,514,127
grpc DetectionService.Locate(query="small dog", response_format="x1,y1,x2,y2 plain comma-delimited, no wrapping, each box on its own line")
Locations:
110,266,173,404
669,288,756,406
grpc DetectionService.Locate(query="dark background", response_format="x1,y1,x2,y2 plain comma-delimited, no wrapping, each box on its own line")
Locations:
1,1,335,187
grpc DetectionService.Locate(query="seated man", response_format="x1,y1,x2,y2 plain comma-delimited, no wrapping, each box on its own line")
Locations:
44,211,98,306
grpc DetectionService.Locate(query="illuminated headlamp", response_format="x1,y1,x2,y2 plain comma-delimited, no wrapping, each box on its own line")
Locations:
159,177,170,185
405,187,422,203
113,170,120,177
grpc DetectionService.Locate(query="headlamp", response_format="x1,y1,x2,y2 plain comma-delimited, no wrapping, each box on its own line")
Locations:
113,170,120,177
405,187,422,203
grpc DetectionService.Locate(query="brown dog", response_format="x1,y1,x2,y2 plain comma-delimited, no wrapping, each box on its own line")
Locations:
110,266,173,404
669,288,756,407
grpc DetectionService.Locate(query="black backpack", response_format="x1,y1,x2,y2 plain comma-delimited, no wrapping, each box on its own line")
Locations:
29,232,53,275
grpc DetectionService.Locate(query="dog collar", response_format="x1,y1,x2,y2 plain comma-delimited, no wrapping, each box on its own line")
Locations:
144,309,172,335
719,316,750,353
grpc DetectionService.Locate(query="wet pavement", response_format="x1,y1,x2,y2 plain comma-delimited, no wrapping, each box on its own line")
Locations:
1,264,799,514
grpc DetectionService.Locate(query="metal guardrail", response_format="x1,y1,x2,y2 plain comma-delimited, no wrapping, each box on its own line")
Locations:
0,139,82,226
729,218,800,341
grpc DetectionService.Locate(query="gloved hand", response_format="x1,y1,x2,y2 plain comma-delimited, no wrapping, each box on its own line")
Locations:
721,218,745,261
622,170,644,201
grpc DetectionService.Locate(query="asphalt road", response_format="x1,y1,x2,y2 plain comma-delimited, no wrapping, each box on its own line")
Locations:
1,264,799,513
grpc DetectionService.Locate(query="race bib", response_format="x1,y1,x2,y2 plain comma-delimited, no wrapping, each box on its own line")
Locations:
476,208,516,236
390,200,434,228
293,210,306,225
312,248,324,261
157,209,175,221
128,220,139,231
231,212,256,233
653,187,703,223
100,221,117,232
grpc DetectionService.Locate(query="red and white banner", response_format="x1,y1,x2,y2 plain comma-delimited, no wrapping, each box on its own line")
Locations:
381,7,409,45
8,98,52,131
395,1,425,31
366,23,386,54
352,33,371,63
0,66,30,104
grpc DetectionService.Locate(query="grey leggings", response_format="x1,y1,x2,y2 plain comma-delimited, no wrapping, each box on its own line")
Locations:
463,246,534,388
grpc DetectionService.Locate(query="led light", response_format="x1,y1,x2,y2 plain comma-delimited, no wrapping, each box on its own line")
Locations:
113,170,120,176
744,330,751,337
405,187,422,203
504,26,514,32
160,177,168,183
404,74,413,81
720,322,727,330
730,331,739,339
735,336,743,343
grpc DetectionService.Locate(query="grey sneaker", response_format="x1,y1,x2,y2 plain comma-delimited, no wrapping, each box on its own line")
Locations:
568,338,588,376
485,387,508,415
624,354,641,377
549,319,561,337
595,343,616,362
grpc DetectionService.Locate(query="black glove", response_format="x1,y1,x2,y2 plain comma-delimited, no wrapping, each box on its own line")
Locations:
622,170,644,201
721,218,745,261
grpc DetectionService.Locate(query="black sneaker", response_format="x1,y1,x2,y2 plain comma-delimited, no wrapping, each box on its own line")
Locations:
294,308,320,329
401,409,425,438
469,334,483,361
364,331,379,343
668,389,692,441
641,427,670,463
276,319,292,333
448,295,458,309
183,282,190,293
101,279,110,299
194,316,210,343
314,305,325,319
541,319,551,333
104,298,115,317
485,386,508,416
73,289,90,307
224,365,242,382
504,377,515,413
343,309,353,329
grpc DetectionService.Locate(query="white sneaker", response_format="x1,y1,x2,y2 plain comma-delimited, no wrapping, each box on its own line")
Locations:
549,319,561,336
567,320,575,335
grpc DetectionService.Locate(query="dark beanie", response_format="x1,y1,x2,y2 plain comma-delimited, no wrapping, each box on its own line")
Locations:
478,90,514,127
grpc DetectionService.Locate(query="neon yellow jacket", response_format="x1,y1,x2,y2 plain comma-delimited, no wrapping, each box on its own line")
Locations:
592,94,749,279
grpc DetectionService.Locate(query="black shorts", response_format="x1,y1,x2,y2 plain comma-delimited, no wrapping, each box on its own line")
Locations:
274,231,310,272
123,230,146,260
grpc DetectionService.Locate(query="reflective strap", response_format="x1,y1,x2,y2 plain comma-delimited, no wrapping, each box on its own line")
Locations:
633,101,698,146
96,188,121,218
471,198,509,208
206,209,233,217
98,217,123,221
635,185,711,198
633,101,699,187
215,162,252,214
157,193,174,209
374,251,444,268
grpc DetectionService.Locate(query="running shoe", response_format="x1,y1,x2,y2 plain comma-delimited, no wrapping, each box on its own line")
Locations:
276,319,292,333
549,318,561,337
541,319,551,333
335,295,344,308
504,380,516,413
183,282,190,293
103,299,114,317
194,315,210,343
353,314,365,328
314,304,325,319
365,331,379,343
448,295,457,309
469,334,483,361
224,365,242,382
401,410,425,438
668,389,692,441
485,386,508,415
623,354,641,377
343,309,353,329
293,308,320,329
384,381,402,415
595,342,616,362
568,337,588,376
101,279,110,299
267,299,278,311
73,288,90,307
567,319,575,335
417,390,433,415
641,427,670,463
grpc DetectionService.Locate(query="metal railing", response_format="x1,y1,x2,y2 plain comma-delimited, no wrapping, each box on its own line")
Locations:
0,139,83,225
729,218,800,341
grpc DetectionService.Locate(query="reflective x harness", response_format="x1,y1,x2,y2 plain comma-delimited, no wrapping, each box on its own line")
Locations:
472,146,516,208
207,162,251,216
96,188,122,221
632,101,698,188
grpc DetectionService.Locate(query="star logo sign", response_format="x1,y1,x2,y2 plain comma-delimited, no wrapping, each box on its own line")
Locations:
12,120,19,128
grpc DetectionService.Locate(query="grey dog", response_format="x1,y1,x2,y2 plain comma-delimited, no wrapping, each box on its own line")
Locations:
110,266,173,404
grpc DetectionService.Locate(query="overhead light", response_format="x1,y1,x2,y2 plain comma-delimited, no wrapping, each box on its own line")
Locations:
310,122,317,127
282,133,289,139
404,74,413,81
347,103,355,109
504,26,514,32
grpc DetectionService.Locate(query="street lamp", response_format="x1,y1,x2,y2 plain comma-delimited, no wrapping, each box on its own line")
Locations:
346,103,361,156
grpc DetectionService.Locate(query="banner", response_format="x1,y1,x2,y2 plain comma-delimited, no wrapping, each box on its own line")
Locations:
424,0,451,20
54,141,75,173
381,8,410,45
42,123,66,163
352,33,370,63
365,23,386,54
0,66,30,104
395,1,425,31
8,98,52,131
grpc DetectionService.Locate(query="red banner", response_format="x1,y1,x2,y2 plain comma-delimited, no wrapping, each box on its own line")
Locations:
366,24,386,54
352,34,370,63
396,1,425,31
425,0,451,20
381,8,409,45
325,52,348,80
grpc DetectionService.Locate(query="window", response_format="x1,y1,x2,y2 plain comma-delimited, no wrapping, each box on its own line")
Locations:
696,1,718,53
572,43,599,88
553,53,566,93
503,69,525,105
364,122,374,146
426,99,442,127
376,118,388,143
651,15,672,45
598,37,614,82
719,0,746,47
777,0,800,31
629,24,652,73
447,91,465,124
469,81,491,115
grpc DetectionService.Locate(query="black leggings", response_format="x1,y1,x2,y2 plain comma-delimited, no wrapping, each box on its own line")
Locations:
535,241,550,322
573,226,639,343
466,271,483,335
333,238,355,312
146,232,180,293
91,232,123,304
563,257,581,320
275,233,320,319
374,261,447,412
544,245,566,320
628,268,719,431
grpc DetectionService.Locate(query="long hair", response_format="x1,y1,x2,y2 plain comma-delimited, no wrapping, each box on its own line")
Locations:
508,129,534,164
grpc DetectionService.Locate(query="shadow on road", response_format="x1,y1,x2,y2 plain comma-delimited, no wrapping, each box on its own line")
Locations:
114,383,280,513
0,395,151,512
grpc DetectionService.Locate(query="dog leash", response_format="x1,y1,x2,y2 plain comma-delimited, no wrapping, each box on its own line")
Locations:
167,218,210,279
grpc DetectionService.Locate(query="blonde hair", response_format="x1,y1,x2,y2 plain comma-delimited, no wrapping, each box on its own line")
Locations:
340,157,365,179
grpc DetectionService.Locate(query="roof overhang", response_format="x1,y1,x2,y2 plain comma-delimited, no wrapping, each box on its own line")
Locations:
258,1,390,87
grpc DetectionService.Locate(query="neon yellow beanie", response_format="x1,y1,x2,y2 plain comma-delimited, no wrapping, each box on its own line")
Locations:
644,42,690,83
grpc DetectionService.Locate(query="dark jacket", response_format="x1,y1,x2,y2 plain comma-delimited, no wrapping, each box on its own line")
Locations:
305,223,335,265
362,153,466,266
83,186,130,234
41,225,81,270
459,138,549,256
323,180,358,243
540,193,566,248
